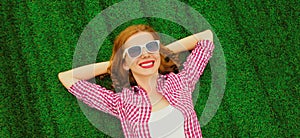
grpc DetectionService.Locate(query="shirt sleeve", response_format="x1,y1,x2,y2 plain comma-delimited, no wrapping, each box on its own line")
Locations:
179,40,215,91
68,80,120,118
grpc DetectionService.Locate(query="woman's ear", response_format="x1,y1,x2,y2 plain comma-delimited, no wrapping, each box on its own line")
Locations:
123,62,130,70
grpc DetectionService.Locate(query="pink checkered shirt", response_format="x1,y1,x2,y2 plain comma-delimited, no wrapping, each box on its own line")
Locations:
68,40,214,138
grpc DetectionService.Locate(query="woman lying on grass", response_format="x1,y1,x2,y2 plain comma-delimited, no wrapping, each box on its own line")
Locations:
58,24,214,138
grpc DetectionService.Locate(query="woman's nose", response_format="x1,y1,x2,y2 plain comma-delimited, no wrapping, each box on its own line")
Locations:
140,47,150,58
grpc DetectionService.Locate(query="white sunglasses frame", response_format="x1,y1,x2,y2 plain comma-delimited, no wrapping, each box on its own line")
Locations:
122,40,160,59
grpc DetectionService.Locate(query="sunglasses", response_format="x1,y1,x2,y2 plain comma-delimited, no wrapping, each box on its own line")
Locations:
122,40,160,59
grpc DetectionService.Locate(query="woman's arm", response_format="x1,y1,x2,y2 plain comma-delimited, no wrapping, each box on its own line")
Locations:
165,30,213,53
58,61,109,89
60,61,121,117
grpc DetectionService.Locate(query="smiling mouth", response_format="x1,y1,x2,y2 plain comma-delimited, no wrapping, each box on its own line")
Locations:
139,60,155,68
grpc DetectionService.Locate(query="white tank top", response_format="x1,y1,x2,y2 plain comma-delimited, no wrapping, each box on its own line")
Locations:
149,105,185,138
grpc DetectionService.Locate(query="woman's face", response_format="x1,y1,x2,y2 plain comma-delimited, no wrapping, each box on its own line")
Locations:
122,32,161,77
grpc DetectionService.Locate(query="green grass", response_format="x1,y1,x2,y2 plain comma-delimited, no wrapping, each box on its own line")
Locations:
1,0,299,137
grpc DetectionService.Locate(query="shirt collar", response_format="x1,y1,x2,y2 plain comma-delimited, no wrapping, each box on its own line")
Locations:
130,74,169,95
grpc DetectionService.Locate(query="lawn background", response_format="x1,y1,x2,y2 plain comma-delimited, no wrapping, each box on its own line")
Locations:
1,0,299,137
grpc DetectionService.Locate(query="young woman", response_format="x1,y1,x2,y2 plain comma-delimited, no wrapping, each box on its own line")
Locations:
58,24,214,138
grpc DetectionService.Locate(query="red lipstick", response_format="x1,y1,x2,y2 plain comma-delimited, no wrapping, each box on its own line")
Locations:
139,60,155,69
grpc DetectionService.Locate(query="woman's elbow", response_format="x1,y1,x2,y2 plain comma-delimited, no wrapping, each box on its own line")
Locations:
204,30,213,42
58,72,64,82
58,72,69,87
58,71,78,89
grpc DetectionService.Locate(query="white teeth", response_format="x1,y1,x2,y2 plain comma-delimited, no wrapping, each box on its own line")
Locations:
140,62,153,67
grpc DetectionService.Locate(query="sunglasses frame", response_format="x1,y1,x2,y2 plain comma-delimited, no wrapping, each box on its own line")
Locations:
122,40,160,59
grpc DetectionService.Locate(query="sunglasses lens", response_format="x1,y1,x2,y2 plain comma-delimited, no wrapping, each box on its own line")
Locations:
124,40,159,58
127,46,141,58
146,41,159,52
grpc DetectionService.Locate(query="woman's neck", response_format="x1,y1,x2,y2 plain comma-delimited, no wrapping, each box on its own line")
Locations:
132,72,159,95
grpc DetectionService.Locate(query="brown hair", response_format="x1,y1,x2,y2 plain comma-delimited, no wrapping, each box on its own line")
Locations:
107,24,180,92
